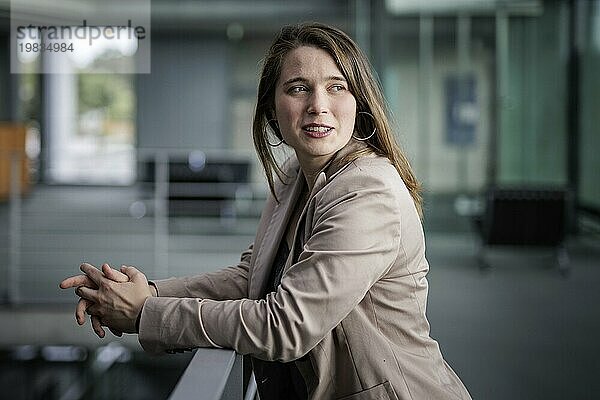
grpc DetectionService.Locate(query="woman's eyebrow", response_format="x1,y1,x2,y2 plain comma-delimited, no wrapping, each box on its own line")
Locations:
282,75,347,86
282,77,307,86
327,75,347,82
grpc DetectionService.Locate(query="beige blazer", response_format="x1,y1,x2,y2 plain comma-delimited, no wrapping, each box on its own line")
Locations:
139,142,472,400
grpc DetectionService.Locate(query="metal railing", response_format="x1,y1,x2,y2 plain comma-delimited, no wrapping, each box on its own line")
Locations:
167,349,257,400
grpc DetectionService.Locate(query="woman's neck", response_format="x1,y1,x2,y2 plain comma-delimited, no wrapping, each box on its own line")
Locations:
297,153,334,192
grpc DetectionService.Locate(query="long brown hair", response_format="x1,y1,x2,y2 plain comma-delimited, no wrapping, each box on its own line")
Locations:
252,22,423,218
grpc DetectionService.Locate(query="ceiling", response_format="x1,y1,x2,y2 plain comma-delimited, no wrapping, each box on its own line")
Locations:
0,0,543,34
1,0,351,34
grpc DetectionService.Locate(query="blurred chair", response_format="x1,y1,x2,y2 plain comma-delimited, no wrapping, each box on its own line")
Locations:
473,186,572,275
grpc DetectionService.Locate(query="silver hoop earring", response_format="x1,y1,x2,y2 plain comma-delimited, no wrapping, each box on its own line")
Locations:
268,138,284,147
352,111,377,141
266,118,285,147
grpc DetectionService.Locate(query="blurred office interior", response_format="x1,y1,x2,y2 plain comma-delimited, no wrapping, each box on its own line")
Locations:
0,0,599,399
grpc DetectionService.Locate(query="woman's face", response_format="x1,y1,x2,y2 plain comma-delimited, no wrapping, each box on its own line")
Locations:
274,46,357,170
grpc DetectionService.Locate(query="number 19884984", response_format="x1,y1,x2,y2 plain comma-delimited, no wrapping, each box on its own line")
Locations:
18,42,74,53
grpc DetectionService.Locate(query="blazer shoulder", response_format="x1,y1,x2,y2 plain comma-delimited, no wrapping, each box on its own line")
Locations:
349,155,400,178
315,155,409,213
330,155,405,193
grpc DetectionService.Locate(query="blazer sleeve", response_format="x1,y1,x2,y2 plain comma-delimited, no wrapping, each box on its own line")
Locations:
138,167,403,359
150,244,253,300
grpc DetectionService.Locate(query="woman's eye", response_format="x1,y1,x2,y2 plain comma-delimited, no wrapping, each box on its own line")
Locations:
330,84,346,92
289,86,307,94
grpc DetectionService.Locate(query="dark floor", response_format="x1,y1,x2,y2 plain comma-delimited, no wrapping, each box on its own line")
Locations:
1,185,599,399
425,234,600,400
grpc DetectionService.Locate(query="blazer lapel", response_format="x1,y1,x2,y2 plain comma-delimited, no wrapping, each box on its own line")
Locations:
249,166,305,299
283,140,371,275
250,141,370,295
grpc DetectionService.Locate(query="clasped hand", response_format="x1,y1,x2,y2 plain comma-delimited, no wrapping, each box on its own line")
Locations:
60,263,154,338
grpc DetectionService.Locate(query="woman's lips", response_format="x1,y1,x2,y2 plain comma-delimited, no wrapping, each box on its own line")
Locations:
302,124,334,138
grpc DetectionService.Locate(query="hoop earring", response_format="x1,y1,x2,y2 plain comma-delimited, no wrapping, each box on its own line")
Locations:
266,119,285,147
268,138,284,147
352,111,377,141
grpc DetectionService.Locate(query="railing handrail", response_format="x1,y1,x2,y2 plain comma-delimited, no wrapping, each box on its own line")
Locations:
168,348,243,400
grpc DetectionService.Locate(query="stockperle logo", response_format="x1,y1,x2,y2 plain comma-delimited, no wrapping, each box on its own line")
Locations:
10,0,151,74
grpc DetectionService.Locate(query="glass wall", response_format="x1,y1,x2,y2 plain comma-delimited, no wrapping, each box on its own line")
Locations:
497,1,568,186
382,1,600,219
385,15,495,196
579,0,600,211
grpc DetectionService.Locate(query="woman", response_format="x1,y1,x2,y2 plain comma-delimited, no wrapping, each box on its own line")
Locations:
61,22,472,400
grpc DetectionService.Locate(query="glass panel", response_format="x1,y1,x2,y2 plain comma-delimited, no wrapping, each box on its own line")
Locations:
579,0,600,210
385,15,495,195
497,2,568,185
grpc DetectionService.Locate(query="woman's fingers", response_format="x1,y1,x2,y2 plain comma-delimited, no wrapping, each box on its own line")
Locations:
76,286,99,303
91,315,105,338
88,304,106,338
79,263,104,286
61,262,129,290
60,274,97,290
120,265,147,284
75,297,94,325
102,263,129,283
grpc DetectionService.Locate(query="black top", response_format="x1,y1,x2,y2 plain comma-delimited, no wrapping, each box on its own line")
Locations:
253,239,308,400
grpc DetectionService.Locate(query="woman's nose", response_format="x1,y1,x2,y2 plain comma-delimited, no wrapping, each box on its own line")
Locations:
306,89,329,115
